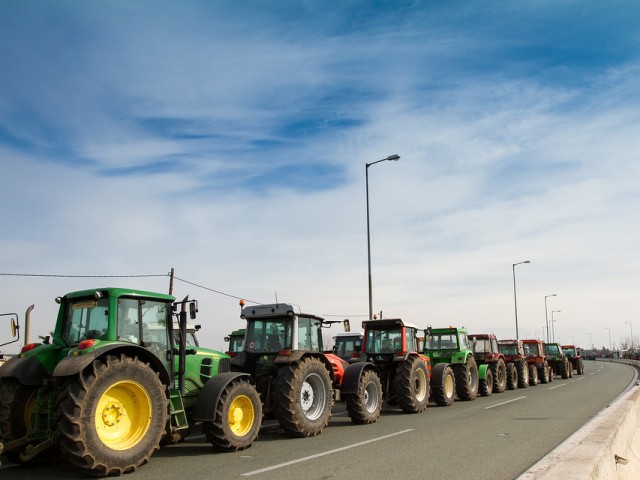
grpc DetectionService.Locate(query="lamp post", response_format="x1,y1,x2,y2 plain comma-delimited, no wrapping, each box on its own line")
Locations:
512,260,530,340
544,294,557,343
551,310,560,342
586,332,592,350
604,327,611,351
366,154,400,320
625,321,633,349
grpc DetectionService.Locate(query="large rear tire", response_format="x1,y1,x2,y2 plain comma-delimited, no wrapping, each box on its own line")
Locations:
516,360,529,388
491,359,507,393
394,357,429,413
453,356,479,401
56,355,168,476
346,369,382,424
0,378,37,442
430,363,455,406
559,358,569,379
479,368,493,397
203,379,262,451
577,359,584,375
506,363,518,390
273,357,333,437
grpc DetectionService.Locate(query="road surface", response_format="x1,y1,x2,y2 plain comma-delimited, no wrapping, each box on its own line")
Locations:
0,360,635,479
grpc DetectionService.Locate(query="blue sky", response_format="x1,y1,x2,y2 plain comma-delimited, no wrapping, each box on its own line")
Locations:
1,1,639,352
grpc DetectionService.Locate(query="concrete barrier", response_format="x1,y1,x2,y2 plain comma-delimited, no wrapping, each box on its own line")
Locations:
518,360,640,479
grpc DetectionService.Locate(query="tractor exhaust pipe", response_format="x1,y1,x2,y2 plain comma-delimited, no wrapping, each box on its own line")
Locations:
178,296,189,397
24,304,34,346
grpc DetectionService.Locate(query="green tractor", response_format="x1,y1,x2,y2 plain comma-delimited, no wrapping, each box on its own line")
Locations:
543,342,571,379
224,328,246,356
562,344,585,375
0,287,262,476
423,326,479,401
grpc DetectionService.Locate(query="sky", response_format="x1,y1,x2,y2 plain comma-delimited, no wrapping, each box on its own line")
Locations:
1,0,639,353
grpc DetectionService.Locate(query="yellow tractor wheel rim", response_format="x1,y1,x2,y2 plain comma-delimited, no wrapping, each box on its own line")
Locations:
415,367,428,401
94,380,152,450
228,394,255,437
24,390,38,428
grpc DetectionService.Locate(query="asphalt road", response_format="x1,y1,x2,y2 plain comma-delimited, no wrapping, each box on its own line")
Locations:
1,360,635,480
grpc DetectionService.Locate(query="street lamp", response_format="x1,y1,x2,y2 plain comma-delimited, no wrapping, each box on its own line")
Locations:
604,327,612,351
544,294,557,343
551,310,560,343
366,154,400,320
586,332,592,350
625,321,633,349
512,260,530,340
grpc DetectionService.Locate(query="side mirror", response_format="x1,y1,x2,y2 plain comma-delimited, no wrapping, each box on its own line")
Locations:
10,318,18,338
343,319,350,332
189,302,198,320
224,336,230,343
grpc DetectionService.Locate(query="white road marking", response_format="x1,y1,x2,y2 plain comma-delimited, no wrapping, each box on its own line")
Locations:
549,383,566,390
483,396,526,410
241,429,414,476
573,376,585,382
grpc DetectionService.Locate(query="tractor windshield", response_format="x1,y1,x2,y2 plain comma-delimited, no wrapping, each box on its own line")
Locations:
498,344,518,356
426,332,459,351
544,344,561,355
62,297,109,345
228,334,244,353
523,343,540,357
365,328,402,353
245,318,292,352
562,347,575,356
472,338,491,354
334,335,363,360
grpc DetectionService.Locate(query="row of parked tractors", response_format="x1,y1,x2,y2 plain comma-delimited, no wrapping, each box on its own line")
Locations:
0,287,585,476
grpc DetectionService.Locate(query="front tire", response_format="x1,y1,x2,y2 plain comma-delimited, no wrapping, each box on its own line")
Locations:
203,379,262,451
517,360,529,388
431,363,455,406
528,364,539,386
506,363,518,390
346,369,382,424
56,355,168,476
538,361,549,384
491,359,507,393
453,356,479,401
479,368,493,397
273,357,333,437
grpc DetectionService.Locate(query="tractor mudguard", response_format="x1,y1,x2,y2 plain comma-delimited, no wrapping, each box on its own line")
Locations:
53,344,171,385
0,354,49,385
192,372,252,421
478,363,489,380
339,362,374,396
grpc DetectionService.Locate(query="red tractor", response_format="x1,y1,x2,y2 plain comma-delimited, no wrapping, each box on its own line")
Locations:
469,334,507,396
497,339,530,389
522,339,553,385
562,345,585,375
351,318,437,412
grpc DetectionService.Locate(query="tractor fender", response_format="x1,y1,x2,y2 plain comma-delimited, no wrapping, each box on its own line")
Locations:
192,372,252,421
339,362,375,396
478,363,489,380
53,344,171,385
0,354,49,385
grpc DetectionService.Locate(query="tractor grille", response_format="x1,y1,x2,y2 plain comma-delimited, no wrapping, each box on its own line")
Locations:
218,357,231,373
